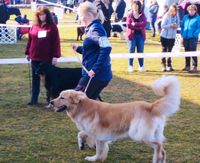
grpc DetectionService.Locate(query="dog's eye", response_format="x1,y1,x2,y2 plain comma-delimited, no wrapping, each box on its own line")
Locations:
60,97,65,100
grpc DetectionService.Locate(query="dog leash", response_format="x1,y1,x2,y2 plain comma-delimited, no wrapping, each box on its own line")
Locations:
73,50,93,93
84,77,93,93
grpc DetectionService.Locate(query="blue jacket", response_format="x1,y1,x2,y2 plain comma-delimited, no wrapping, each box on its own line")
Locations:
76,19,112,81
181,14,200,39
160,13,180,39
149,3,159,22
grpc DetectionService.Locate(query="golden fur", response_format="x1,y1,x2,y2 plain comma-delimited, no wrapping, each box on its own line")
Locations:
51,75,180,162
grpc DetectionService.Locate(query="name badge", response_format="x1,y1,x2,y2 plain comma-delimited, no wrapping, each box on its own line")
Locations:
38,30,47,38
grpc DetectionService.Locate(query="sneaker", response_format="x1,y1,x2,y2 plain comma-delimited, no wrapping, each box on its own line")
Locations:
182,66,190,71
161,64,167,72
128,66,134,72
166,66,174,72
138,66,145,72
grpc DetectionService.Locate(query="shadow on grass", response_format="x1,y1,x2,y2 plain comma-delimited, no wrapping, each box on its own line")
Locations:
0,64,200,162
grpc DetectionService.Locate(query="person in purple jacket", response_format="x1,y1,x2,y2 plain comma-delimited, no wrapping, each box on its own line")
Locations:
25,6,61,105
72,1,112,100
126,0,147,72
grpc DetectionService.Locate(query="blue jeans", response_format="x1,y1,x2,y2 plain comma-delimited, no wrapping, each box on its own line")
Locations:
127,33,144,67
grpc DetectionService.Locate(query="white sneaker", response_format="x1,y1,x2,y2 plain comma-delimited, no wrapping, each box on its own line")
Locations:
128,66,134,72
138,66,145,72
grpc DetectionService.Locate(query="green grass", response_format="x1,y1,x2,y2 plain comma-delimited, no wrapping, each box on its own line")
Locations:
0,9,200,162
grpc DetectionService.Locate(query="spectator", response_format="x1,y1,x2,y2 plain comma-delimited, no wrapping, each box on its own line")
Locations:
66,0,74,13
181,4,200,73
126,0,147,72
112,0,126,38
160,4,179,72
114,0,126,22
51,12,58,25
157,4,168,34
96,0,114,37
0,0,9,24
16,14,30,40
25,6,61,105
72,1,112,100
149,0,159,37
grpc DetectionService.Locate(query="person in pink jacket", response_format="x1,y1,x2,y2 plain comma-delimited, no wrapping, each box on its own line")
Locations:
126,0,147,72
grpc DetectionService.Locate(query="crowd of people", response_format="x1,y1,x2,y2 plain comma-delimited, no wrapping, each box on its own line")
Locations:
61,0,200,73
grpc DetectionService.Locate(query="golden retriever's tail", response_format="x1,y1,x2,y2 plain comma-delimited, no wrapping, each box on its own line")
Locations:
151,75,180,117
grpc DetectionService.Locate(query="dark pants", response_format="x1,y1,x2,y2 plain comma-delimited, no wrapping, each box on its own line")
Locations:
151,21,156,36
183,38,198,67
29,61,41,104
160,37,175,67
75,76,109,100
30,61,52,103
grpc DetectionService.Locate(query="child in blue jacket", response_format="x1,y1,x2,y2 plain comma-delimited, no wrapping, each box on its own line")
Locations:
72,1,112,100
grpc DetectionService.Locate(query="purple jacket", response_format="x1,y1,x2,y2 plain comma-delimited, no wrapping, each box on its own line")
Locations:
126,11,147,40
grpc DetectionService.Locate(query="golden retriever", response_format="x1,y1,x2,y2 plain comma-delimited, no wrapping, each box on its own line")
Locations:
50,75,180,162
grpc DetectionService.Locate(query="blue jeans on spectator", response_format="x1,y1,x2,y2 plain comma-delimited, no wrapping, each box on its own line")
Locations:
127,33,144,67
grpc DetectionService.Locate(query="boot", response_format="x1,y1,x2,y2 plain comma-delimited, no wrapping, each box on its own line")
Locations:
161,64,167,72
189,66,198,73
182,66,190,71
166,66,174,72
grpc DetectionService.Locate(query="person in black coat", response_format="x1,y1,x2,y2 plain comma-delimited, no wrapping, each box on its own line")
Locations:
114,0,126,22
0,0,10,23
96,0,113,37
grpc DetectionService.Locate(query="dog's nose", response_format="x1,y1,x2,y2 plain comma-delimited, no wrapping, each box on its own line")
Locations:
50,101,54,105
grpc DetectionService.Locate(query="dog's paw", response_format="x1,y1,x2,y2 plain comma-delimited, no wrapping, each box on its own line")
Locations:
45,103,52,109
85,155,98,162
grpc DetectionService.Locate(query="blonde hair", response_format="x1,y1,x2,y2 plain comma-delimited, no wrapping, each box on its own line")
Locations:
187,4,197,12
78,1,105,24
168,4,178,15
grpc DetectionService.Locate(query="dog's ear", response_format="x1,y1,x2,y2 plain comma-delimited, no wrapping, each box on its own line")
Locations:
69,91,86,104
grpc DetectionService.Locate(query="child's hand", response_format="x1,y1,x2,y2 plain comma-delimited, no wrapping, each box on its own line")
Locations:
72,44,78,51
88,70,95,78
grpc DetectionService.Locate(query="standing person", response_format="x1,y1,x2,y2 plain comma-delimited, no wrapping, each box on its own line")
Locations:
66,0,74,13
160,4,179,72
25,6,61,105
181,4,200,73
149,0,159,37
72,1,112,100
95,0,114,37
157,4,168,34
114,0,126,22
112,0,126,38
126,0,147,72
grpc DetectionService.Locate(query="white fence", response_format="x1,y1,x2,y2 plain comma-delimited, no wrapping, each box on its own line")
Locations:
0,26,17,44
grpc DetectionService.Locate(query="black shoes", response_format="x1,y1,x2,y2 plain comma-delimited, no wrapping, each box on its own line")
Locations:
27,101,38,106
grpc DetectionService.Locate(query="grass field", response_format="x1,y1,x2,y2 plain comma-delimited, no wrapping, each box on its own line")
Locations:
0,8,200,162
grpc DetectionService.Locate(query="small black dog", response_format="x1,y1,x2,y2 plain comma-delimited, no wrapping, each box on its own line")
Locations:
37,63,82,103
